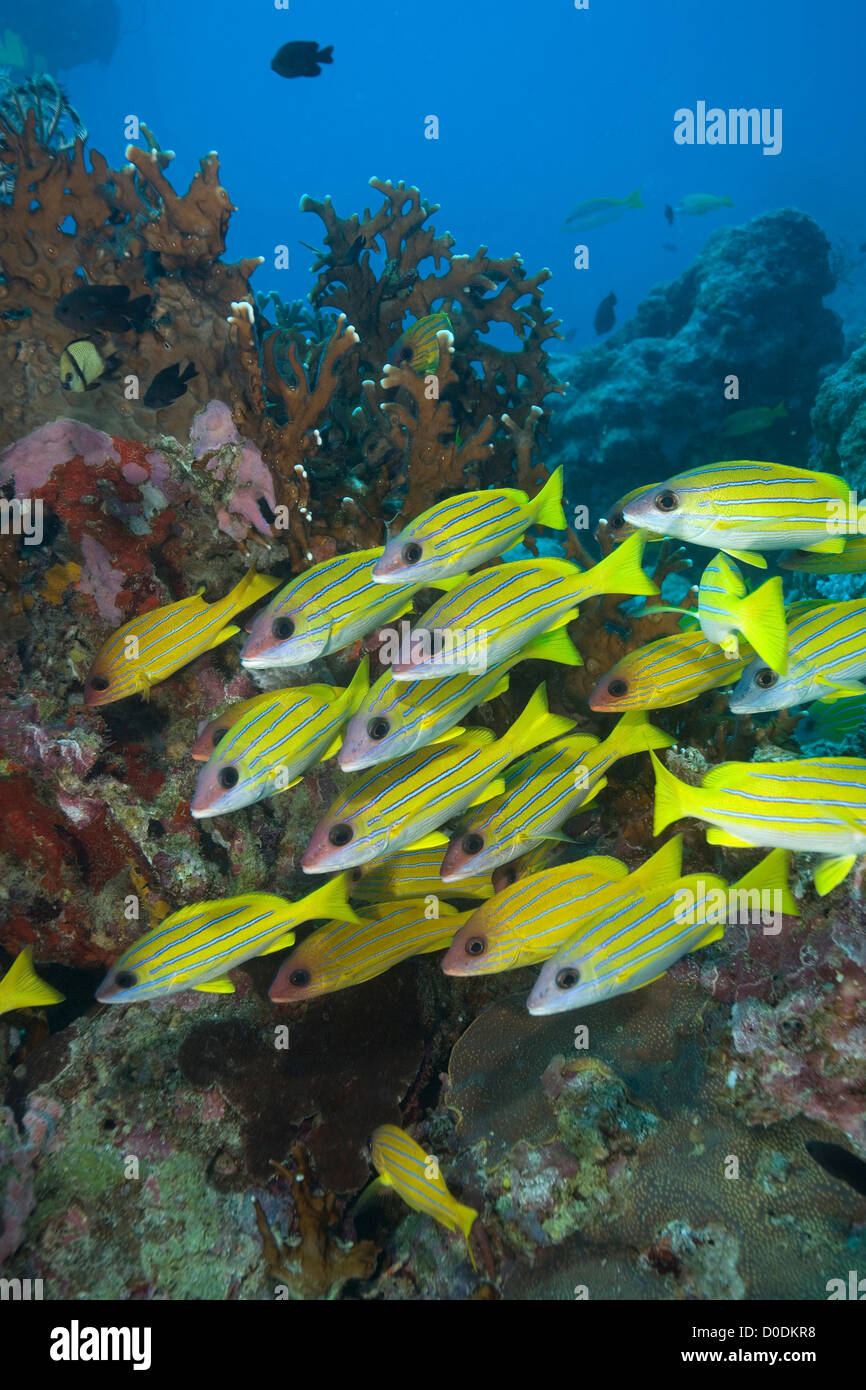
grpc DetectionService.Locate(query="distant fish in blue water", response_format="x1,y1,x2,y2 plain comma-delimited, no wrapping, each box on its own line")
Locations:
664,204,674,225
594,293,616,335
564,189,643,230
271,41,333,79
662,242,677,252
795,695,866,749
143,361,197,409
676,193,734,216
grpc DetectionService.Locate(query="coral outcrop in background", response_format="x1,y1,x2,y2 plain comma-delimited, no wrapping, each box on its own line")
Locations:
548,210,844,518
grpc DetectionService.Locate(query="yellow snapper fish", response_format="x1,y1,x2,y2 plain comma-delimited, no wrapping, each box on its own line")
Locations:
371,467,567,585
387,312,453,375
527,849,796,1014
729,599,866,714
84,566,279,707
676,194,734,215
268,899,469,1002
442,847,659,976
240,547,455,669
622,461,853,568
491,838,564,891
651,751,866,895
190,659,370,818
780,534,866,574
96,874,360,1003
349,848,494,903
440,710,675,881
0,946,65,1016
302,684,575,873
696,552,787,672
192,692,286,760
720,402,787,438
589,629,752,712
389,529,658,680
338,627,580,770
564,189,644,229
369,1124,479,1267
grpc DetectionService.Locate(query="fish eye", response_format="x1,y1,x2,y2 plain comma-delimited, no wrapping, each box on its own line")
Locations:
367,717,390,741
350,867,364,882
212,728,226,747
610,512,624,529
115,970,137,990
654,490,678,512
218,766,239,790
462,833,484,855
90,675,110,692
272,616,295,641
465,936,486,957
289,968,310,988
755,668,778,689
329,822,354,847
555,967,580,990
607,678,628,698
402,541,423,565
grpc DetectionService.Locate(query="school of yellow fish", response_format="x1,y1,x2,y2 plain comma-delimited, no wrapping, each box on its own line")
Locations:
13,443,866,1265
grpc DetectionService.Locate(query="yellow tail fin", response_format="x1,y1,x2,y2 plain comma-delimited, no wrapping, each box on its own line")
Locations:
580,530,659,602
651,753,702,835
299,872,363,925
224,565,280,616
736,576,788,676
605,709,676,760
732,849,799,918
0,946,65,1014
532,466,567,530
502,684,576,761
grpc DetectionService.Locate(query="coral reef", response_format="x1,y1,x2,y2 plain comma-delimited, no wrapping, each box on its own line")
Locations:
0,108,263,447
548,210,844,523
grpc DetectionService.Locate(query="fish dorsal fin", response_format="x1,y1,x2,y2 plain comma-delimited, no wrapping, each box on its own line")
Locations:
452,727,496,750
629,834,684,886
575,855,629,881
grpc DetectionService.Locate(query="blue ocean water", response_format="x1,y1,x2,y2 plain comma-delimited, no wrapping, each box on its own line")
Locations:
14,0,865,348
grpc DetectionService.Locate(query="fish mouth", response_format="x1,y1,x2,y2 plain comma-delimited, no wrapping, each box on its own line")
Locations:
370,544,406,583
189,802,219,819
